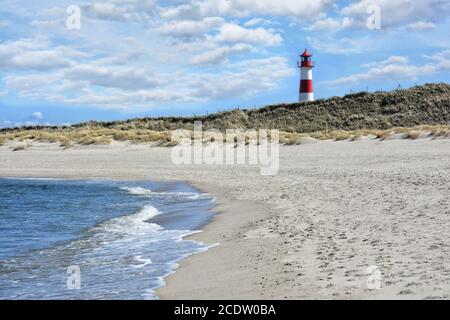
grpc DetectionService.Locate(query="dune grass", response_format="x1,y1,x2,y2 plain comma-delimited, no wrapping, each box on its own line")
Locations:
0,128,172,147
278,125,450,145
0,125,449,148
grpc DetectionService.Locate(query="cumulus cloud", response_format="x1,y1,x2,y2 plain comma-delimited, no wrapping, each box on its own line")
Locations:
4,73,62,98
243,18,273,27
0,38,87,71
4,54,294,109
31,112,44,120
300,0,449,31
306,36,367,55
30,20,63,28
304,17,356,31
340,0,450,29
190,43,253,64
0,37,48,59
157,17,224,38
405,21,436,31
305,18,342,31
66,64,164,90
187,57,295,99
157,19,282,63
159,0,333,20
212,23,283,46
158,18,282,46
0,26,289,109
7,50,71,70
82,0,157,22
326,51,450,86
361,56,409,68
83,3,130,21
427,49,450,62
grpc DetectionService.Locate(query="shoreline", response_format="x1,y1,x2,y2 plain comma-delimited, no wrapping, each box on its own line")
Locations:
1,139,449,299
157,181,281,299
0,175,277,299
0,177,220,299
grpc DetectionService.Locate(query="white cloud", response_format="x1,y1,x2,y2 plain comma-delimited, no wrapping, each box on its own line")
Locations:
326,51,450,86
8,50,71,70
188,57,295,99
301,0,449,31
361,56,409,68
243,18,273,27
65,64,164,90
83,3,130,21
115,0,156,10
32,112,44,120
305,18,342,31
307,36,367,55
30,20,63,28
157,20,282,64
4,54,294,109
190,43,253,64
405,21,436,31
304,17,357,31
340,0,450,29
82,0,157,22
0,37,48,57
158,18,282,46
0,38,88,71
212,23,283,46
0,32,289,109
94,51,145,66
4,73,61,97
427,49,450,62
159,0,333,20
157,17,224,38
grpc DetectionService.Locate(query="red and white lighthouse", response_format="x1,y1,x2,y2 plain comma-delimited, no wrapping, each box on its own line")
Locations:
298,49,315,102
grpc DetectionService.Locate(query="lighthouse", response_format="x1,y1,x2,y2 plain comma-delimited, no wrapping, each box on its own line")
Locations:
298,49,315,102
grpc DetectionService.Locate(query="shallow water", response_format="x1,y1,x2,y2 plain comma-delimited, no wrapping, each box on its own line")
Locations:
0,178,215,300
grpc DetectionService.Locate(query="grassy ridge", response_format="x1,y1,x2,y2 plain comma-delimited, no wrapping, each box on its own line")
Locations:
1,83,449,147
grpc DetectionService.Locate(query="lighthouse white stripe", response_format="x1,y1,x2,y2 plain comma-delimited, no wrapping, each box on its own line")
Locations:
300,92,314,102
301,68,313,80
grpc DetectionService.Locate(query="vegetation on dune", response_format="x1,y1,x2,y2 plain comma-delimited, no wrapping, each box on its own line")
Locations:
0,128,172,147
279,125,450,145
1,83,449,148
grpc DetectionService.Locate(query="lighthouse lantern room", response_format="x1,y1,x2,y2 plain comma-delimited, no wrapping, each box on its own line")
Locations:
298,49,315,102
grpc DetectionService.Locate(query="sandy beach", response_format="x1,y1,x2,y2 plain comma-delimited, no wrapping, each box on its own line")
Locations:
1,137,449,299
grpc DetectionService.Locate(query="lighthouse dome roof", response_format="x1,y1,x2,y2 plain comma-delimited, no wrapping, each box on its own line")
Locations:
301,49,312,57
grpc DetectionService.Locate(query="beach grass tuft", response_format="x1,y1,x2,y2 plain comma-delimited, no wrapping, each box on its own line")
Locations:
12,144,27,151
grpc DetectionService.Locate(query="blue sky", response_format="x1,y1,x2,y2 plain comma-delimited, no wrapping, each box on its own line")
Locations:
1,0,449,127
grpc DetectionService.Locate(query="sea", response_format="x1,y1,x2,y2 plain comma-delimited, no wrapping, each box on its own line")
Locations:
0,178,215,300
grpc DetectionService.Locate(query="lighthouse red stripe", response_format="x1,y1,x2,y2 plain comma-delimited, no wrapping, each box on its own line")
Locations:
300,80,313,93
